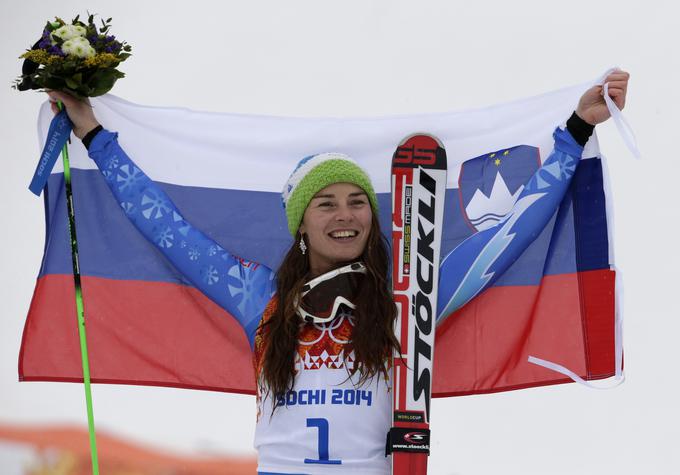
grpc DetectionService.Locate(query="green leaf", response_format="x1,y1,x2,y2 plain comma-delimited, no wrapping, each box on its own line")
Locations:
65,77,78,89
91,75,118,96
44,77,65,90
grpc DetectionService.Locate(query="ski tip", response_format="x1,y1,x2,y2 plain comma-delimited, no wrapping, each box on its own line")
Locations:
393,133,447,169
397,133,445,150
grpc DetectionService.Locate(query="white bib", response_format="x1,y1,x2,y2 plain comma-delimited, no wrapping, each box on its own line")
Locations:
254,312,391,475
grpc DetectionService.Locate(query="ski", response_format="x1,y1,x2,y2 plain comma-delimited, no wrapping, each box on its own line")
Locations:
388,133,447,475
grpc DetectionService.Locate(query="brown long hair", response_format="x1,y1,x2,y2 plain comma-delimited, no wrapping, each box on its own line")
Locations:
259,216,399,399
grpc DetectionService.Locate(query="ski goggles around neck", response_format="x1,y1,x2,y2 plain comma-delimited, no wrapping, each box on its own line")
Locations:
295,262,367,324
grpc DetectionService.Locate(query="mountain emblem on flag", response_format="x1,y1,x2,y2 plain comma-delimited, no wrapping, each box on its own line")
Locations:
458,145,541,232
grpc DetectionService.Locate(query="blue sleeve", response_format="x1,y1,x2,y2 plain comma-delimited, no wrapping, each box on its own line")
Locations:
436,126,583,323
87,130,276,346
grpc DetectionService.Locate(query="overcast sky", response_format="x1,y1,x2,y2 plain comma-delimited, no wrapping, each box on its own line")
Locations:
2,1,679,474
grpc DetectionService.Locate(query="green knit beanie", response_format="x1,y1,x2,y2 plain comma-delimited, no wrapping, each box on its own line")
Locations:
282,153,379,236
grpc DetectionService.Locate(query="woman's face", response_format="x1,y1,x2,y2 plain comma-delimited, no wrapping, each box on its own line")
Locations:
299,182,373,276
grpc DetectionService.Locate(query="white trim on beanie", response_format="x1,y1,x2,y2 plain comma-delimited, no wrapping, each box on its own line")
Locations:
281,153,358,208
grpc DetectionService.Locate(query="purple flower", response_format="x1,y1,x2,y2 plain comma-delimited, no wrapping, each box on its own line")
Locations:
105,35,116,42
105,45,113,53
48,45,65,57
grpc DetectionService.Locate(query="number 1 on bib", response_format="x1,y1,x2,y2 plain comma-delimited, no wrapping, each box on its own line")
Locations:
387,133,447,475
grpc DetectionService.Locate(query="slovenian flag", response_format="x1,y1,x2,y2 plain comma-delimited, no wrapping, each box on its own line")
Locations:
19,72,623,397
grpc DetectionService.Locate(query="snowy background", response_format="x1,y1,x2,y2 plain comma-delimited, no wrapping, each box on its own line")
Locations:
2,0,679,474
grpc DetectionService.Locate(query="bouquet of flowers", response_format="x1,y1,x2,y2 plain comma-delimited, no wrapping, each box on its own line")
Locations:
13,13,132,98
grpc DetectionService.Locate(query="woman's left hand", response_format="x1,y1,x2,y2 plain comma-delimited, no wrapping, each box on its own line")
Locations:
575,70,630,125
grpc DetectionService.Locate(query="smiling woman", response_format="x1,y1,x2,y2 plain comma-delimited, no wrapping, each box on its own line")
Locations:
43,70,629,474
265,153,399,453
300,183,373,275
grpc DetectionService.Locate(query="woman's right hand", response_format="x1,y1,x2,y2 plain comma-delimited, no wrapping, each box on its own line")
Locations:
46,90,101,140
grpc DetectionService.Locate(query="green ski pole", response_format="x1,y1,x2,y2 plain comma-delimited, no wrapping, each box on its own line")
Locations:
57,100,100,475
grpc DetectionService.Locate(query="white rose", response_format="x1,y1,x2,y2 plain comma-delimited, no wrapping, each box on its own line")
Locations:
52,25,75,40
62,37,95,58
52,24,87,41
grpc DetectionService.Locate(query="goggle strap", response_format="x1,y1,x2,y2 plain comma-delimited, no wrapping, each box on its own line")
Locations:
301,262,366,296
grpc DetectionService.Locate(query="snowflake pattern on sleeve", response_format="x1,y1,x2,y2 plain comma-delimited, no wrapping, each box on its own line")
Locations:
88,130,276,347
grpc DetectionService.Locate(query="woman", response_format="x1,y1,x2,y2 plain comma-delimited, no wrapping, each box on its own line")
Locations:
47,70,629,475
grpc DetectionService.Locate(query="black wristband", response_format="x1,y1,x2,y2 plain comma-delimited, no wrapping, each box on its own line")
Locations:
566,111,594,147
82,124,104,150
